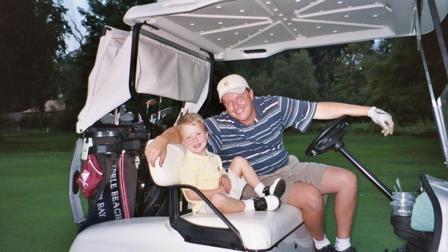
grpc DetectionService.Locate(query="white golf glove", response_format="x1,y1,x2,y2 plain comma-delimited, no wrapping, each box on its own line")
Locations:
368,107,394,136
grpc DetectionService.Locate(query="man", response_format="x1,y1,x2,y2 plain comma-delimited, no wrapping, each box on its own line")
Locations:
145,74,394,252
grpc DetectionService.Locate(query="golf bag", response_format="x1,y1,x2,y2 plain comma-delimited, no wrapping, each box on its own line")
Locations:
77,125,144,231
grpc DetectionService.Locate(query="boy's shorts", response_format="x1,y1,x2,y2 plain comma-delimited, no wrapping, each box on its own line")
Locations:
198,169,247,213
227,169,248,199
241,155,328,202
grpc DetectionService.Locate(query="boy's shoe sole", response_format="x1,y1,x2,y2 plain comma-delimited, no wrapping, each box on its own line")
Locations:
253,195,280,211
315,245,336,252
338,247,357,252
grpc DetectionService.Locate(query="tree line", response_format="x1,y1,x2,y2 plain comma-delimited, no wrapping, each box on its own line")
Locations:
1,0,447,133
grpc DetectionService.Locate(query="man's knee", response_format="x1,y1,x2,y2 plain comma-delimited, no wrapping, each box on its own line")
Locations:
322,167,358,194
340,170,357,191
288,182,323,210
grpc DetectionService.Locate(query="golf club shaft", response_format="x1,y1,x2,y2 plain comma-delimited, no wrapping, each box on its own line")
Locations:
396,177,403,192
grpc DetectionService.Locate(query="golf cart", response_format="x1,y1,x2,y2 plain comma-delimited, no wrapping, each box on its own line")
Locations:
69,0,448,251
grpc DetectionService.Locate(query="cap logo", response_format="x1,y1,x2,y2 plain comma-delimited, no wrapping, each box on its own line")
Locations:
224,81,229,86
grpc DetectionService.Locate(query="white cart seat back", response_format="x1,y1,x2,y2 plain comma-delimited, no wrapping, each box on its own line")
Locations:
148,142,186,186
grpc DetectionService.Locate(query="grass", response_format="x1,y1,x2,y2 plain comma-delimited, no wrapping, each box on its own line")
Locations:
0,130,79,251
0,129,446,251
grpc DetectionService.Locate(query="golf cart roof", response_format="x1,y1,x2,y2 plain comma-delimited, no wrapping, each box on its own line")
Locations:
77,0,448,133
124,0,448,61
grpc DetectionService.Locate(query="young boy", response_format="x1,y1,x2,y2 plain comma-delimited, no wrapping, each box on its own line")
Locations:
178,113,286,214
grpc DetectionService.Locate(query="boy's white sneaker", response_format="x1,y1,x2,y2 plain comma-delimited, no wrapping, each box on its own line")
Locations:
263,178,286,198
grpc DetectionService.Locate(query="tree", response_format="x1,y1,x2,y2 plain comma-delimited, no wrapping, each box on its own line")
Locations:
270,51,318,100
308,44,346,98
329,41,372,104
0,0,71,114
364,38,431,124
248,71,271,96
66,0,155,114
215,50,318,100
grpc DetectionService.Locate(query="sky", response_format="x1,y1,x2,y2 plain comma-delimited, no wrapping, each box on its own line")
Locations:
63,0,89,52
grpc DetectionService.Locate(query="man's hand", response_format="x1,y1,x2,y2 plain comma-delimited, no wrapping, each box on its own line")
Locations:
368,107,394,136
218,175,231,193
145,136,168,167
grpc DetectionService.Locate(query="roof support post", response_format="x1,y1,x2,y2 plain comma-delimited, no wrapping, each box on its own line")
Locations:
426,0,448,80
415,0,448,168
128,23,151,131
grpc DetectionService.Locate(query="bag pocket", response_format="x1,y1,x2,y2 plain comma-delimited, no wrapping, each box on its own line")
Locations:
77,154,104,198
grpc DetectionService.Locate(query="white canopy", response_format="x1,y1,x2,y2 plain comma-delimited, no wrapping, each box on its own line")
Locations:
76,27,211,133
77,0,448,133
124,0,448,61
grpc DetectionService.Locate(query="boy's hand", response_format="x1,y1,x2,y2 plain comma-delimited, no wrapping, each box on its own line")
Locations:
217,186,227,194
219,175,231,193
145,136,168,167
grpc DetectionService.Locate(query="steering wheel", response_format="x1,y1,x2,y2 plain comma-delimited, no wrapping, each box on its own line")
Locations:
305,116,349,156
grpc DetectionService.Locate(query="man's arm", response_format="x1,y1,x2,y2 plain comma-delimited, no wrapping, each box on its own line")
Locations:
145,126,182,167
314,102,394,136
314,102,370,119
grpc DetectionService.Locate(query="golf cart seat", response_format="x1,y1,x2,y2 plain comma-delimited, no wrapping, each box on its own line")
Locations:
149,142,305,251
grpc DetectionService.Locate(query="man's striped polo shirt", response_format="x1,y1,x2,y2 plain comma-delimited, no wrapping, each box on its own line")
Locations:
205,95,316,175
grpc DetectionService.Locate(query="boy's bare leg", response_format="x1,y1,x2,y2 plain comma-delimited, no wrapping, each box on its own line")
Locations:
210,193,246,213
228,156,261,187
210,192,280,213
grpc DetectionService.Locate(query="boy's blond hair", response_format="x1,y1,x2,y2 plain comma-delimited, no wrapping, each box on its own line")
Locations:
177,113,206,131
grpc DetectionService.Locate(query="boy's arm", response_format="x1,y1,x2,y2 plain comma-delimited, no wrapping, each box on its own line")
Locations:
215,156,231,193
218,174,231,193
145,126,182,167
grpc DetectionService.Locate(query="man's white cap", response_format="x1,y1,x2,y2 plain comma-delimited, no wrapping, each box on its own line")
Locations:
217,74,250,101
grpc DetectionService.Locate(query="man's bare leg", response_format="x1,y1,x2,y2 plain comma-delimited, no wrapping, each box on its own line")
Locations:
287,182,326,240
320,166,357,238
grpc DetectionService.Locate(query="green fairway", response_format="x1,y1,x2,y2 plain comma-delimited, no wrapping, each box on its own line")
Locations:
0,130,79,251
0,129,446,251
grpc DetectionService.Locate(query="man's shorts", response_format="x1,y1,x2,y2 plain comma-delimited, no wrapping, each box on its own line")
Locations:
198,169,247,213
241,155,328,202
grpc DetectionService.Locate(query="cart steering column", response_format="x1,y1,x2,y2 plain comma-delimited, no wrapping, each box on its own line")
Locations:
305,116,393,200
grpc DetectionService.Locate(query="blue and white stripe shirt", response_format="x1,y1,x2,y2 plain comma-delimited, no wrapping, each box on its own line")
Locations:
205,96,316,175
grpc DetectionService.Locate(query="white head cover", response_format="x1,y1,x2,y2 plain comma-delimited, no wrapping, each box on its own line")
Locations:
217,74,250,101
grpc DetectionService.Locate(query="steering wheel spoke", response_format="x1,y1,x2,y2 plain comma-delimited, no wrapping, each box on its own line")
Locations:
305,116,348,156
